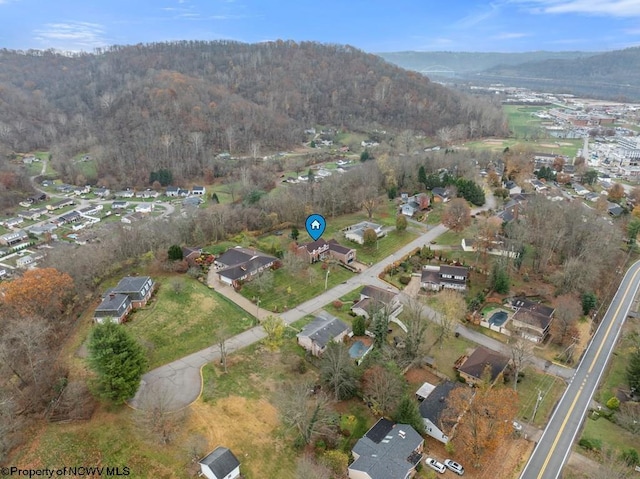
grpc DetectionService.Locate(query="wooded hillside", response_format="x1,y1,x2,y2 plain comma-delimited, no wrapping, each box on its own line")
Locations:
0,41,505,184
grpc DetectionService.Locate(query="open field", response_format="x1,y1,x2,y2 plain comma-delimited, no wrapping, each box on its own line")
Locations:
126,275,253,369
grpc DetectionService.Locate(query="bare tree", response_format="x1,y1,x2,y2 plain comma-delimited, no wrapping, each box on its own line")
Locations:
276,382,336,446
296,454,333,479
509,334,533,391
321,341,358,401
402,297,430,363
134,382,187,445
362,364,405,415
552,295,581,346
253,269,274,294
433,290,465,348
443,198,471,232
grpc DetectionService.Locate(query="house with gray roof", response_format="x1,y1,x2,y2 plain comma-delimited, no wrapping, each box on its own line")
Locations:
297,311,350,356
349,418,424,479
93,293,132,324
198,446,240,479
214,246,278,288
351,285,403,320
344,221,385,245
105,276,155,308
0,230,28,247
419,381,462,444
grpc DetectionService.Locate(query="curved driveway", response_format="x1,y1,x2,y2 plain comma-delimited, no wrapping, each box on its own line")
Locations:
519,259,640,479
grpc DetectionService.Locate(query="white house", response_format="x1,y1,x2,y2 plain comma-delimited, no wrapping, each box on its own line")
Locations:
419,381,461,444
344,221,385,245
134,203,154,213
191,185,206,196
198,447,240,479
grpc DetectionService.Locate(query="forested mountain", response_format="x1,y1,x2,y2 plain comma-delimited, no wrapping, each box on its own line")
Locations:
377,50,594,75
0,41,505,185
474,47,640,100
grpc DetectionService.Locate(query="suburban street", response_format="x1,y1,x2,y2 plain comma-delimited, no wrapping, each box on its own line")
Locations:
519,259,640,479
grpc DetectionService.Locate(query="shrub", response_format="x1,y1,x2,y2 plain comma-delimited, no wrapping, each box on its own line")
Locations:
578,437,602,451
606,396,620,410
399,275,411,285
332,300,343,311
622,448,640,467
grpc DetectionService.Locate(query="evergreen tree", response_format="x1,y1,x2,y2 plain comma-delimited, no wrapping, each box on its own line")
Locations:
490,262,510,294
168,244,183,261
87,322,148,403
291,226,299,241
393,395,424,434
581,292,597,316
418,165,427,188
352,316,366,336
627,347,640,394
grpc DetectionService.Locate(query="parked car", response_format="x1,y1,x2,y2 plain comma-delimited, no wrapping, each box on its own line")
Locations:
444,459,465,475
425,457,446,474
513,421,523,431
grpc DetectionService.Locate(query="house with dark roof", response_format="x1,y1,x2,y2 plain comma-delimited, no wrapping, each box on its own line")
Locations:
419,381,463,444
106,276,155,308
456,346,511,386
431,187,451,203
509,297,555,343
401,193,430,217
165,186,180,197
198,446,240,479
93,293,132,324
214,246,278,288
349,418,424,479
608,202,624,217
297,311,350,356
94,276,155,324
327,239,356,265
191,185,206,196
420,265,469,291
351,285,403,320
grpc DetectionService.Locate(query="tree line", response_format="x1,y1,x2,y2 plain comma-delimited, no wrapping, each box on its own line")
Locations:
0,40,506,187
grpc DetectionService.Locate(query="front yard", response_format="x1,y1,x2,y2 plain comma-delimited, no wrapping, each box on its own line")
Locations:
239,262,355,312
127,275,253,369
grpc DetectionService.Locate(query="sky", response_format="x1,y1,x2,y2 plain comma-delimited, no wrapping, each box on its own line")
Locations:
0,0,639,53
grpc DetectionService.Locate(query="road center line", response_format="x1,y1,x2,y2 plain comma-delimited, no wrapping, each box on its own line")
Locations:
535,266,640,479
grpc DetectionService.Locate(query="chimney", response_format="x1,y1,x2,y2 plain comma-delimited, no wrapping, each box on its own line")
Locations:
109,293,115,299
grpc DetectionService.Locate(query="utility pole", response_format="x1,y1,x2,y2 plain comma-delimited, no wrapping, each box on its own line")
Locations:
325,265,330,290
256,297,261,322
532,388,543,423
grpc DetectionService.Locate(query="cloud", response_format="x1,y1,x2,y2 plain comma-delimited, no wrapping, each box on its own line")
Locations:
33,22,109,51
511,0,640,17
492,32,530,39
455,3,501,28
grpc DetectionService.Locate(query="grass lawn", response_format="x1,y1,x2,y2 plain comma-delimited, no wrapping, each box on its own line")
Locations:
239,262,355,312
581,416,640,453
515,367,566,427
428,335,477,381
425,203,444,225
504,105,547,138
355,230,419,264
596,347,632,404
126,276,253,369
434,230,465,247
9,407,190,478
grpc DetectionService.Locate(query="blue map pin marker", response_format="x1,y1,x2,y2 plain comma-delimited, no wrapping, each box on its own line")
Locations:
305,214,326,241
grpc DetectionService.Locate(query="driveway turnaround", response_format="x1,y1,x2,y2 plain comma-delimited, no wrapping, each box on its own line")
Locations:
519,259,640,479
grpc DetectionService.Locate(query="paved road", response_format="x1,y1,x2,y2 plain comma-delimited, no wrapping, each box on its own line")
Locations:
519,259,640,479
130,223,449,410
